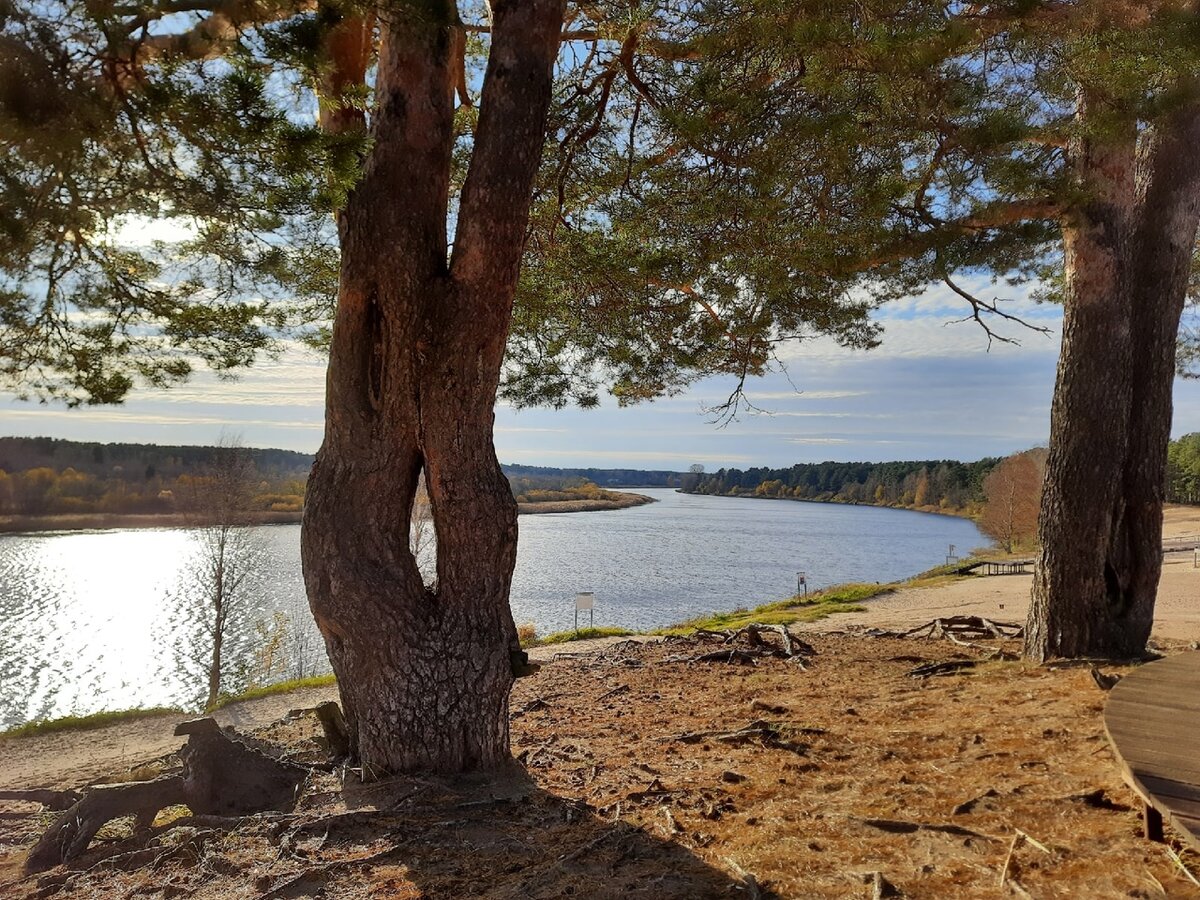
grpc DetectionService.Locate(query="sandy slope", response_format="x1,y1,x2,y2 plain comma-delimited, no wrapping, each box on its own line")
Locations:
0,638,638,792
797,551,1200,642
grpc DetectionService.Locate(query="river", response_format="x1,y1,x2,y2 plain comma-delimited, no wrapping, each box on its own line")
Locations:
0,489,983,728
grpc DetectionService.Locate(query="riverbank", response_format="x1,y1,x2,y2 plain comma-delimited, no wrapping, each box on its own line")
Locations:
516,491,654,514
0,510,305,534
790,503,1200,642
0,491,655,534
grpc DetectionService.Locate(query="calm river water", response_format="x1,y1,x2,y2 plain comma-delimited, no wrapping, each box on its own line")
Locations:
0,489,983,727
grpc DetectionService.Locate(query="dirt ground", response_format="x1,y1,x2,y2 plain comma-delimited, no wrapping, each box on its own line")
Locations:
2,632,1199,899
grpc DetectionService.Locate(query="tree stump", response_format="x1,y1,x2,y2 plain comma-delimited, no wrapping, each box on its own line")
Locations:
25,717,308,872
175,717,307,816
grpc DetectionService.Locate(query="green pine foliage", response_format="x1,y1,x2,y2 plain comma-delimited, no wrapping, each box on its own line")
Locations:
4,0,1200,412
1167,434,1200,505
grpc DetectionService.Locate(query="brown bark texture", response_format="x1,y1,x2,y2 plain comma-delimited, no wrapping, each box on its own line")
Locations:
300,0,565,773
1027,91,1200,661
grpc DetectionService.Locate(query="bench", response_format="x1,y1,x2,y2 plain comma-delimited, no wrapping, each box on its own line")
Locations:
1103,652,1200,845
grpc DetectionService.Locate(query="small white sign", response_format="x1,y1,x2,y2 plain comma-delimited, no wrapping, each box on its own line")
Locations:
575,592,595,611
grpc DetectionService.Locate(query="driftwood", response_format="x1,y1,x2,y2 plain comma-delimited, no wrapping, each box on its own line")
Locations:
685,623,815,667
25,717,308,873
906,660,978,678
869,616,1024,643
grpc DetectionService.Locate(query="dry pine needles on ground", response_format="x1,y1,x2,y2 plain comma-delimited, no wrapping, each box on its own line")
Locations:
1,633,1197,898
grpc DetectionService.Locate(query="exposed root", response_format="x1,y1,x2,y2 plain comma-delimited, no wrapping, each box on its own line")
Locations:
24,717,309,873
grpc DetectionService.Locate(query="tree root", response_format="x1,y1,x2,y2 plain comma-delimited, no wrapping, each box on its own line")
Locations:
684,624,815,666
25,717,308,873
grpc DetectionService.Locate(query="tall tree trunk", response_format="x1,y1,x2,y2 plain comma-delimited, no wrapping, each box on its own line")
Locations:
1112,95,1200,637
301,0,563,773
1026,92,1200,661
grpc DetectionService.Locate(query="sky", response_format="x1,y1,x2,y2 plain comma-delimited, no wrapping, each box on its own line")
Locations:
5,273,1200,470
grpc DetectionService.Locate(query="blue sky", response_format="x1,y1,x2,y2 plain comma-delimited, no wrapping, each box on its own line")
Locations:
5,273,1200,469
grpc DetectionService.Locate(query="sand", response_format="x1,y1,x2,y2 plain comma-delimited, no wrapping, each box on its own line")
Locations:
799,504,1199,642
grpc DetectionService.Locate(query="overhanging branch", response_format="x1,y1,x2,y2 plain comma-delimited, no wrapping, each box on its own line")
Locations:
942,271,1051,349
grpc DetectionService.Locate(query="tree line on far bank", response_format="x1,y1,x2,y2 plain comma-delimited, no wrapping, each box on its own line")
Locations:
680,459,1001,515
0,437,644,519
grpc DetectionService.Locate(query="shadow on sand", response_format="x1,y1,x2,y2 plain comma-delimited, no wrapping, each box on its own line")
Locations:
259,765,759,899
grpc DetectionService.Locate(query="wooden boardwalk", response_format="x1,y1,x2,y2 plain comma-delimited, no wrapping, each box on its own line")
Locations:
956,559,1034,576
1163,535,1200,554
1104,653,1200,846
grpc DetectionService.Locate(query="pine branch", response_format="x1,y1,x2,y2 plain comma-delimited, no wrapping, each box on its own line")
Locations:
941,271,1051,349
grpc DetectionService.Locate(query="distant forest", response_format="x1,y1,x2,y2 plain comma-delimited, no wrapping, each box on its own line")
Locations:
0,437,680,517
0,437,313,516
680,459,1003,515
1167,433,1200,504
6,433,1200,520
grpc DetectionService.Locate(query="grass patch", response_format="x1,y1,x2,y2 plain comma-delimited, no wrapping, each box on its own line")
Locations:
208,674,337,711
531,626,637,646
1,706,182,740
656,582,894,635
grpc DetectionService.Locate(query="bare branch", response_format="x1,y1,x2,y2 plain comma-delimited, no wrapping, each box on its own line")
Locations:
941,272,1052,350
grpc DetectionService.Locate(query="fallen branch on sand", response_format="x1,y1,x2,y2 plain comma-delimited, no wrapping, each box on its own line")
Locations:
672,624,816,667
869,616,1023,642
906,660,978,678
672,720,819,755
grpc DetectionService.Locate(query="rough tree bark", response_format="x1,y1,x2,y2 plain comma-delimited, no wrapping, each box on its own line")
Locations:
300,0,565,773
1027,90,1200,660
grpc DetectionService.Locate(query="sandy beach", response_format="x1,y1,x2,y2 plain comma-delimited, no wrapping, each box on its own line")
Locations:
796,504,1200,642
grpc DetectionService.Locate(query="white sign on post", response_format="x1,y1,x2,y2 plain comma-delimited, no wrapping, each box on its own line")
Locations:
575,592,595,630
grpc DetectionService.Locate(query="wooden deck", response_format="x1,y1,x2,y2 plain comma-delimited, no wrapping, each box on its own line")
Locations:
1104,653,1200,846
956,559,1034,576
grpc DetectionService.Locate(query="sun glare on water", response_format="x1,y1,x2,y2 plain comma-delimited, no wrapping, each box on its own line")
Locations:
0,529,198,725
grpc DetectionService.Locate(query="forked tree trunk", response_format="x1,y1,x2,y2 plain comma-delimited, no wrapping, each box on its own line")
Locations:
1026,93,1200,661
301,0,564,773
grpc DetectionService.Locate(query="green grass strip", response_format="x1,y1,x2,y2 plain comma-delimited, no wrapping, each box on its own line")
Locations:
208,674,337,711
1,706,182,739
